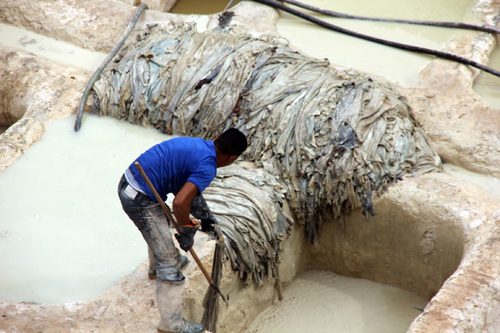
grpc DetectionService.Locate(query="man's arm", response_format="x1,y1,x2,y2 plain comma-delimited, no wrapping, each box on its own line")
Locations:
172,181,201,251
172,181,199,227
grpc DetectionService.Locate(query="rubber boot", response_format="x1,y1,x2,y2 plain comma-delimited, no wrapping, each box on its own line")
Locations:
156,279,205,333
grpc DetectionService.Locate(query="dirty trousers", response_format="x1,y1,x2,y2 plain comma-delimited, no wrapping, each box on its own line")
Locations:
118,175,184,282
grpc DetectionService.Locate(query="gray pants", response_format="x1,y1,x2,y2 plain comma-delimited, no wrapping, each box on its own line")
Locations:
118,175,184,282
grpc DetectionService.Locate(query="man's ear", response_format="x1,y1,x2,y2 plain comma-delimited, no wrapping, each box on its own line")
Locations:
227,155,239,165
217,154,240,167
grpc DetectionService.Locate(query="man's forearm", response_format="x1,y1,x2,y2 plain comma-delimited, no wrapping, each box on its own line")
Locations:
172,201,193,227
172,181,199,226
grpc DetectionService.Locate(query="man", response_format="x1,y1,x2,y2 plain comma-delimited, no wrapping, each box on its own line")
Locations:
118,128,247,333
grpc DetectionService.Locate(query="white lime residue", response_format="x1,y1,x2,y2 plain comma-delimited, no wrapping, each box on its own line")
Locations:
0,22,107,71
473,47,500,109
245,270,427,333
0,115,172,303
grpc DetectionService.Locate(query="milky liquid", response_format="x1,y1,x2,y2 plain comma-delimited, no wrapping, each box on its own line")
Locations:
245,270,427,333
0,116,172,303
443,163,500,197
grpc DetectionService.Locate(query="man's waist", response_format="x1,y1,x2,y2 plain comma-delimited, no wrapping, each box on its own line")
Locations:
125,168,147,195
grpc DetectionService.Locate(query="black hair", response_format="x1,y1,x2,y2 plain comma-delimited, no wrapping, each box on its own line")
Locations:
214,128,248,156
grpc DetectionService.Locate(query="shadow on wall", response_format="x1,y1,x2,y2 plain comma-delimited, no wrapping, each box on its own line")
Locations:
307,180,465,301
0,98,23,132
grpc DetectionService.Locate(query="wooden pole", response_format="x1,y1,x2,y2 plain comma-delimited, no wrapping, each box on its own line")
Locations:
74,4,148,131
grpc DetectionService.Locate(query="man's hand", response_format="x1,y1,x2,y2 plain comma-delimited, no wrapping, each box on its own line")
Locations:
175,219,200,252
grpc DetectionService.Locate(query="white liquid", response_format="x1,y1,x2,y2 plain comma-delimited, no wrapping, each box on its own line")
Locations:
245,270,427,333
443,163,500,197
0,116,172,303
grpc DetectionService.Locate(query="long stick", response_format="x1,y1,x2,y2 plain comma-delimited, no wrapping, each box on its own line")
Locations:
74,4,148,132
134,162,228,304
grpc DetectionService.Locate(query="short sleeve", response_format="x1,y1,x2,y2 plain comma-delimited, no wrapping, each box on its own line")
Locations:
187,162,217,194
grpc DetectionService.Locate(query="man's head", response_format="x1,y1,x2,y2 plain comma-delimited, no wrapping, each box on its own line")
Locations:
214,128,247,167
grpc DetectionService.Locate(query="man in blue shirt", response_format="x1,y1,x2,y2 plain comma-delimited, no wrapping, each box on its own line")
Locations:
118,128,247,333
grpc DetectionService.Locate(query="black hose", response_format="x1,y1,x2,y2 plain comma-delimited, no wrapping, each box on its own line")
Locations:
74,3,148,132
251,0,500,78
282,0,500,35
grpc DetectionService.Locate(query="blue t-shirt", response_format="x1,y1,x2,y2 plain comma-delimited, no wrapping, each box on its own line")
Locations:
129,137,217,201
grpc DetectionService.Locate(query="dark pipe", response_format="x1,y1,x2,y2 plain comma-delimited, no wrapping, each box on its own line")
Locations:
282,0,500,35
